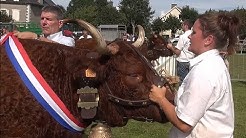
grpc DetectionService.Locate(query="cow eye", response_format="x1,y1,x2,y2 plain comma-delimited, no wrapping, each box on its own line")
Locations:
127,73,138,77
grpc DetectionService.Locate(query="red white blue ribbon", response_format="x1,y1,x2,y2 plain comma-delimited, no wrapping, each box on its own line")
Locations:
1,34,85,132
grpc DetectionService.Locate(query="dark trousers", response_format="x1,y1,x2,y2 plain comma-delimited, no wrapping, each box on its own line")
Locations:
177,61,190,86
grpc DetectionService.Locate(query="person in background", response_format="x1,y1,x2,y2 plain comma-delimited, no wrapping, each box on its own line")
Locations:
1,27,9,36
167,20,194,85
149,12,239,138
79,30,92,39
122,33,131,41
14,5,75,47
0,27,10,41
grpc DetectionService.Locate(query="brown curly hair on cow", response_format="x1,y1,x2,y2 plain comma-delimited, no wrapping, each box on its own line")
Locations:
96,40,169,127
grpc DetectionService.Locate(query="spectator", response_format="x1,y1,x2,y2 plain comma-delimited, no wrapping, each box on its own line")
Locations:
122,34,131,41
14,5,75,47
0,27,10,41
79,30,92,39
149,12,239,138
167,20,194,85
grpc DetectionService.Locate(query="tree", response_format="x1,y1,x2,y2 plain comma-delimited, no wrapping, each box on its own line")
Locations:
0,11,12,22
118,0,154,35
151,17,166,33
65,0,95,19
65,0,126,27
231,8,246,38
179,6,199,24
164,15,181,37
73,5,97,24
94,0,127,25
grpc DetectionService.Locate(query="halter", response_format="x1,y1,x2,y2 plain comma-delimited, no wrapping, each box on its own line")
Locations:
106,82,152,107
105,43,174,107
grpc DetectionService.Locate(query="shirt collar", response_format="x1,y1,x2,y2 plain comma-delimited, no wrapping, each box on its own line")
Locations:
46,31,62,39
189,49,219,69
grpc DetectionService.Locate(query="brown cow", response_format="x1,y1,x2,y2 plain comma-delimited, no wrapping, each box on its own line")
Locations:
138,33,174,61
0,19,107,137
121,26,173,61
0,19,174,137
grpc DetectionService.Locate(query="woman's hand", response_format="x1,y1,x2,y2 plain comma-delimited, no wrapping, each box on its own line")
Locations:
166,43,173,49
149,85,167,105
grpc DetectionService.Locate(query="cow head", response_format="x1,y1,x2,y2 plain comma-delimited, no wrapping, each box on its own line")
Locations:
138,33,174,61
94,40,174,127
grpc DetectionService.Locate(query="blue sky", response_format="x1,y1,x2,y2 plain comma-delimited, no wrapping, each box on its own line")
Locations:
53,0,246,18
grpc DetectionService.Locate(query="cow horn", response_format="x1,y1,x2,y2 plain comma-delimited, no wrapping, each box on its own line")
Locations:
62,19,107,53
132,25,145,47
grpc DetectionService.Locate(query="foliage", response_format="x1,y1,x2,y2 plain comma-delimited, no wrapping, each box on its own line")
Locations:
164,15,181,35
65,0,126,27
0,11,12,22
179,6,199,25
118,0,154,34
95,0,127,25
65,0,95,19
74,5,97,24
231,8,246,38
151,17,166,33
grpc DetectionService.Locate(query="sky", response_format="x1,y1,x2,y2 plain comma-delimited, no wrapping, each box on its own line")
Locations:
52,0,246,18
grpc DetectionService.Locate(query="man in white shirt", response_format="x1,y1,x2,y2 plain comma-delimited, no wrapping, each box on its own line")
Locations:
167,20,194,85
14,6,75,47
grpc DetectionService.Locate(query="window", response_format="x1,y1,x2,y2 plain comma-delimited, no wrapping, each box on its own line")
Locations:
12,9,20,21
13,0,19,1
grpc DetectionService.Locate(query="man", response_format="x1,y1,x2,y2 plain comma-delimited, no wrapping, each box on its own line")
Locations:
167,20,194,85
14,5,75,47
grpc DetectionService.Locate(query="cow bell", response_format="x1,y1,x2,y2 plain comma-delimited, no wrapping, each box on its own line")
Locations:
88,123,112,138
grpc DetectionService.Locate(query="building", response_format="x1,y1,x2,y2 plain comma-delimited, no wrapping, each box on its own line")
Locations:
98,25,127,41
160,4,182,38
0,0,56,24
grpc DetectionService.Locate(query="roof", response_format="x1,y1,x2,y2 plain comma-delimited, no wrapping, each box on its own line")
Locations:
160,5,181,19
44,0,56,6
0,0,55,6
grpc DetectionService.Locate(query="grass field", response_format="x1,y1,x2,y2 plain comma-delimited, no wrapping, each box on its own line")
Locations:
228,54,246,81
109,81,246,138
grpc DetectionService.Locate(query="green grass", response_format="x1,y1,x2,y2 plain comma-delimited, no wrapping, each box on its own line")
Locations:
228,54,246,81
109,81,246,138
233,81,246,138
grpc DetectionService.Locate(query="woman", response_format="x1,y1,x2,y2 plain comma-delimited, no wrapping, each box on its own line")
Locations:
149,12,240,138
